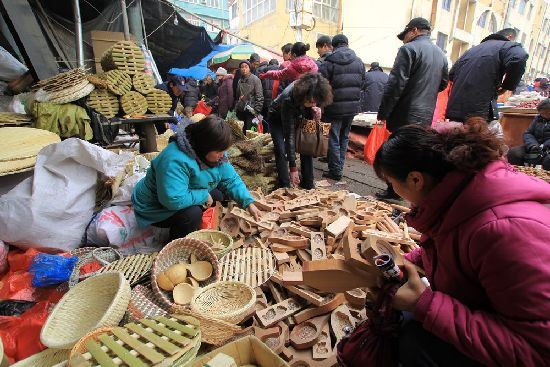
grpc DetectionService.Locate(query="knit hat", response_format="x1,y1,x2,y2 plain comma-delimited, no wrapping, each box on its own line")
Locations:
239,60,251,68
215,67,228,76
249,53,260,63
332,34,349,47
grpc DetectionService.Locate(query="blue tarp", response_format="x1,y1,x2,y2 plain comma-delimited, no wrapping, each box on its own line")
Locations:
168,44,235,80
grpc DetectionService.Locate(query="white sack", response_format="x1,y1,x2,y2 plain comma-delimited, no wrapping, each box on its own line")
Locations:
0,138,132,252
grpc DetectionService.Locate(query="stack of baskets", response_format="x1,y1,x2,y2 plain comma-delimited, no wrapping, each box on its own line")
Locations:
32,68,95,104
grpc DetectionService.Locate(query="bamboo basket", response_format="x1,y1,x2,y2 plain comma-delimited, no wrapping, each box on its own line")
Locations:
68,327,113,361
10,348,69,367
151,238,220,313
191,281,255,324
173,309,244,346
40,272,131,349
185,230,233,259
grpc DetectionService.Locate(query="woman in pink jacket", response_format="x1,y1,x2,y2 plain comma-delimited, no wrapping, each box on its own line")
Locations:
374,121,550,366
259,42,318,82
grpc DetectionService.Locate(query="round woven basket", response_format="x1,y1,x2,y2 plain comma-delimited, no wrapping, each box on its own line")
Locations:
10,348,69,367
185,230,233,259
40,272,130,349
191,281,255,324
151,238,220,313
69,326,113,362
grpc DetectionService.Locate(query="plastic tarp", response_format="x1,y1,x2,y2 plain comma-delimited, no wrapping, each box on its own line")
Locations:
168,44,234,80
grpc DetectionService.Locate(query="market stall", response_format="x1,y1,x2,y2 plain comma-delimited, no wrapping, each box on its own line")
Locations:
499,92,542,148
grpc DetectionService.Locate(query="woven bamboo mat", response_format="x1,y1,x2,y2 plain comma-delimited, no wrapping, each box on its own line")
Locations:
0,127,60,176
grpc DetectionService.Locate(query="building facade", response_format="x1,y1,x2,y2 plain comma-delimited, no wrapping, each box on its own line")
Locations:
170,0,230,40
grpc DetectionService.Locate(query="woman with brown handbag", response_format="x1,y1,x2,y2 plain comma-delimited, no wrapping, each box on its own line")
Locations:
268,73,333,189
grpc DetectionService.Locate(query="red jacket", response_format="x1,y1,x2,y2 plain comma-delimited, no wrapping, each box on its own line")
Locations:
405,160,550,366
260,55,318,81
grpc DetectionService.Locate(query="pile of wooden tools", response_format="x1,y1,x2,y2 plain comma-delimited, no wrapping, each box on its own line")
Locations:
208,188,419,366
86,41,171,118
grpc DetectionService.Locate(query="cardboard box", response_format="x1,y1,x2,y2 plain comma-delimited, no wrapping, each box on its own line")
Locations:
192,336,289,367
91,30,136,73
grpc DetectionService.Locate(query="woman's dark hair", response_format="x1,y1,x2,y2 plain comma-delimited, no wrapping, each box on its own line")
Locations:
293,73,333,107
281,43,293,54
374,121,506,182
186,115,233,160
291,42,310,57
537,98,550,111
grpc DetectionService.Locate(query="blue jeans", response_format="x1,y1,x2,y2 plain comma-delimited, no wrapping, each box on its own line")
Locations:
270,119,314,189
327,115,354,176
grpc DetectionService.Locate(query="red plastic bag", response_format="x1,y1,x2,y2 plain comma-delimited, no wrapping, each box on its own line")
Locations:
193,100,213,115
364,122,390,165
337,283,401,367
200,206,218,230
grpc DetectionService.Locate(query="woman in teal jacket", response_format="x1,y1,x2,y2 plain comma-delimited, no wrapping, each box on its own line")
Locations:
132,115,260,240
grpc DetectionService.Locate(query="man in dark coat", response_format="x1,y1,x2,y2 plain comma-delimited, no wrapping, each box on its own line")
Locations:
233,53,261,103
446,28,528,122
319,34,366,181
376,17,448,199
316,35,333,68
256,59,279,132
361,62,388,112
182,77,200,117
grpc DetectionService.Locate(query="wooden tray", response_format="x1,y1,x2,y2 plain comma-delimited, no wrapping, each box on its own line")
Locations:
101,41,145,75
220,247,276,288
145,90,172,115
97,253,157,286
69,315,201,367
133,73,156,95
87,89,120,118
101,70,132,96
120,91,148,116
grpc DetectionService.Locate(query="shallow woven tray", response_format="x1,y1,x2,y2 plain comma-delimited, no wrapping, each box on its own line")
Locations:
0,112,33,124
220,247,276,288
41,272,131,349
32,68,87,93
151,238,220,313
87,74,110,89
101,69,132,96
185,229,233,259
87,88,120,118
133,72,156,94
101,41,145,75
120,91,148,115
145,89,172,115
10,348,69,367
0,127,60,176
191,281,256,324
68,315,200,367
48,82,95,104
97,253,157,286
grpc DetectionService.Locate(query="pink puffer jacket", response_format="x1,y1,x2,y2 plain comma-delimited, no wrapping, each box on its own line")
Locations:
260,55,318,81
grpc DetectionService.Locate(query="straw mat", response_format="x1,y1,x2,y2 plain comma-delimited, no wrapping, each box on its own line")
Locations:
0,127,60,176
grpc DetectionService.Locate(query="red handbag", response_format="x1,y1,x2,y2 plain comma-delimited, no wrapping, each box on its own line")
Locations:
336,283,402,367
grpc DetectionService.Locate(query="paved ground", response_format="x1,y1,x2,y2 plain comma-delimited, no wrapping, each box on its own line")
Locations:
312,156,387,197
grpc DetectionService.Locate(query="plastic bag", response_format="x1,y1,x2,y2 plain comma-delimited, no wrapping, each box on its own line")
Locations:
0,300,35,316
364,122,391,165
194,100,213,115
28,253,77,287
488,120,504,139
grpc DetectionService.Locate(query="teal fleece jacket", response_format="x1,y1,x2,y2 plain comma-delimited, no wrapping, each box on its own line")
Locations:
132,141,254,227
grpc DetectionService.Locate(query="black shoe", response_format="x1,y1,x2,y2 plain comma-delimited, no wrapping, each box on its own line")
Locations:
322,172,342,181
375,187,400,200
318,157,328,163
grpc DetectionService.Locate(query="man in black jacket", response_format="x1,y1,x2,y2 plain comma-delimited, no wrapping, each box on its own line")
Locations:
319,34,366,181
316,35,333,68
376,17,448,200
256,59,280,132
362,62,388,112
446,28,528,122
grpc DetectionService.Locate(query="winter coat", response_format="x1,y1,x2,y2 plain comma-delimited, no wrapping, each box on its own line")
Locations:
200,82,217,101
446,33,528,122
155,82,183,115
268,82,313,168
378,35,448,132
404,160,550,367
524,114,550,148
132,124,254,227
235,73,263,114
319,45,366,119
260,55,318,81
361,69,388,112
217,75,234,118
257,64,280,112
316,51,332,68
232,66,259,101
183,77,200,107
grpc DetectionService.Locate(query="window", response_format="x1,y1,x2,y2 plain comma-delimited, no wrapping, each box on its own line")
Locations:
313,0,339,23
442,0,451,11
477,10,488,28
509,0,516,8
527,4,534,19
436,32,448,51
182,0,221,8
488,14,497,33
231,3,238,19
244,0,276,25
518,0,527,15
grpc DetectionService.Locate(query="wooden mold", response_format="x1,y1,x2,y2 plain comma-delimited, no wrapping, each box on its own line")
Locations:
220,247,276,288
330,304,355,342
220,214,240,237
313,321,333,360
230,207,273,230
284,197,320,211
293,293,345,324
326,215,352,238
256,298,304,328
310,232,326,260
300,259,380,293
268,235,309,249
289,314,329,349
344,288,367,307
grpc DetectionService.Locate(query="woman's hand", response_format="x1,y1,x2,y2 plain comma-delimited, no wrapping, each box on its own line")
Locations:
312,106,321,122
290,171,300,187
393,260,427,312
247,203,261,221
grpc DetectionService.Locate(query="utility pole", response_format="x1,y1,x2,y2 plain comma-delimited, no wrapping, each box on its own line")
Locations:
120,0,131,41
71,0,84,67
290,0,314,42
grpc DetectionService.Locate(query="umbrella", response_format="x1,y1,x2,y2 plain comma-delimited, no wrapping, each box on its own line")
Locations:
208,44,282,71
